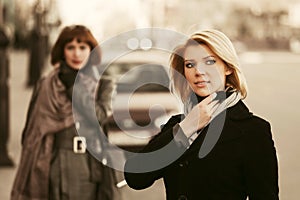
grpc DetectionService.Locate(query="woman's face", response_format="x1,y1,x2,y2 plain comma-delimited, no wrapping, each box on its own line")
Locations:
184,44,232,97
64,39,91,70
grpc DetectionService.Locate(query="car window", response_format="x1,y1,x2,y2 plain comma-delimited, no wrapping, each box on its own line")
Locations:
105,63,170,93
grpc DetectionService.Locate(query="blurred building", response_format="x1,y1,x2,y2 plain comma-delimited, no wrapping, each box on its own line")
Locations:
4,0,300,51
56,0,300,51
12,0,60,49
0,0,14,24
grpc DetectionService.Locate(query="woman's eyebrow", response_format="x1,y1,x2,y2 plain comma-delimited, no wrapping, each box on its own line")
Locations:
185,55,215,62
202,55,215,60
184,59,195,62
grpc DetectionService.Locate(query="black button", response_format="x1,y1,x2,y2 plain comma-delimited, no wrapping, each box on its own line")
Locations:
178,195,187,200
179,160,188,167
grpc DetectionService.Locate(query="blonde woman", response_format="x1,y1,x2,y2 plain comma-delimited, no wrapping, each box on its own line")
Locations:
125,29,279,200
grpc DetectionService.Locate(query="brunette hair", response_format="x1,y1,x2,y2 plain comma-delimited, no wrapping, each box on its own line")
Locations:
50,25,101,66
170,29,247,101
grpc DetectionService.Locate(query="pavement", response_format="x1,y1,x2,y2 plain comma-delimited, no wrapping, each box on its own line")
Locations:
0,50,165,200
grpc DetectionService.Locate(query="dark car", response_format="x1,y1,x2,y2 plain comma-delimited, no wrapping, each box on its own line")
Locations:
102,50,181,152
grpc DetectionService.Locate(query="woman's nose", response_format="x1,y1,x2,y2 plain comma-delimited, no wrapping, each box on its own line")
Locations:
74,48,81,57
195,65,206,76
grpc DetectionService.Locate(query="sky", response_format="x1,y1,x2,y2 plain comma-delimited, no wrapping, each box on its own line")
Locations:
56,0,151,41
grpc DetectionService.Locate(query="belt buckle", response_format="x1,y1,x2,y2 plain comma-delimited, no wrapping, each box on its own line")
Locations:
73,136,86,154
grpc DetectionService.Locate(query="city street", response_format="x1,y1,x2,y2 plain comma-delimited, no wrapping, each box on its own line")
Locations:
0,50,166,200
0,49,300,199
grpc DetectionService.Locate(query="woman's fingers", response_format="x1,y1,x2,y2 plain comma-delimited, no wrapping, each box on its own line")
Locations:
201,92,217,105
209,101,220,116
180,92,224,136
197,93,219,115
198,93,223,122
208,100,219,113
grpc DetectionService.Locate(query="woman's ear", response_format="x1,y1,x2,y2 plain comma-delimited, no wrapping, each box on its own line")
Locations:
225,67,233,76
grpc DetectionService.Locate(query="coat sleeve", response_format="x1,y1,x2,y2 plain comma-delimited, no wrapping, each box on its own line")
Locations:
95,77,115,125
124,115,185,190
242,118,279,200
71,76,115,125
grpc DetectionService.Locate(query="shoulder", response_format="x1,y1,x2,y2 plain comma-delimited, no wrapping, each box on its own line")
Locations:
37,69,59,86
99,75,114,85
243,115,272,139
43,68,59,80
248,115,270,128
227,101,273,139
236,115,273,143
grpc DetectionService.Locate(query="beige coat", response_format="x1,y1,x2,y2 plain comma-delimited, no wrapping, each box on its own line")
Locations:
11,68,114,200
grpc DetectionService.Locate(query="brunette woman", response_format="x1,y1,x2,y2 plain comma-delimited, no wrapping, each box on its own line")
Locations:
12,25,120,200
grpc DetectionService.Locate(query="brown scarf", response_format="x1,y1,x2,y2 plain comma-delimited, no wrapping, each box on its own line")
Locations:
11,68,75,200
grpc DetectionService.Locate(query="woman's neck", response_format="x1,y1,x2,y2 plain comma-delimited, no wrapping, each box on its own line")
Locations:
61,61,79,73
192,90,229,104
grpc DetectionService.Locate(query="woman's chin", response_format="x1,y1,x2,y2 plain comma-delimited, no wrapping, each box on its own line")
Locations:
69,65,83,70
193,88,212,97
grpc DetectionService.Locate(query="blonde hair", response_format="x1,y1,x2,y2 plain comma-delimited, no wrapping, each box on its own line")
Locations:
170,29,247,102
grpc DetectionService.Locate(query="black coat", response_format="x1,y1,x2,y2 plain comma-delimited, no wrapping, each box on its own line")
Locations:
125,101,279,200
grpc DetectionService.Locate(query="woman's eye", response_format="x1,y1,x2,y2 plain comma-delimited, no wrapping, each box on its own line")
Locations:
205,59,216,65
66,45,74,50
185,63,195,68
80,45,88,50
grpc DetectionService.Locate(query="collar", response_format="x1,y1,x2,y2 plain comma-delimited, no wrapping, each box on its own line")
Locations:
60,61,79,73
227,100,253,120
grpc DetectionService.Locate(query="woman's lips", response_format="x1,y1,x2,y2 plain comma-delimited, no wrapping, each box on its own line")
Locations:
72,60,82,64
194,81,209,88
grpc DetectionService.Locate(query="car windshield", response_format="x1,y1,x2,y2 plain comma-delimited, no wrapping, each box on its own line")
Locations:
105,62,170,93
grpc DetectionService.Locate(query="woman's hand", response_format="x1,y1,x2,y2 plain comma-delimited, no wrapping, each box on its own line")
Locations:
179,93,219,138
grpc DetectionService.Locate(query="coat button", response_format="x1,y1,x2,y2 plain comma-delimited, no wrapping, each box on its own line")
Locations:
75,121,80,129
178,195,188,200
179,161,188,167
